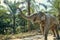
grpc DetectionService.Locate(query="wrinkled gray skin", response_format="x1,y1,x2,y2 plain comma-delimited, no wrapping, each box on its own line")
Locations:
18,8,60,40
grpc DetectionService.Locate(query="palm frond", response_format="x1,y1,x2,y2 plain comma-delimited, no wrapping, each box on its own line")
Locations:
39,3,47,9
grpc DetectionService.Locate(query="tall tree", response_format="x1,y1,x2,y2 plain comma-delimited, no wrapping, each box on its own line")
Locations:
4,0,20,34
28,0,30,15
27,0,31,31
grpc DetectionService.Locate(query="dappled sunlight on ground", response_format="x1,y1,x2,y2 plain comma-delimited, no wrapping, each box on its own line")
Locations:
0,31,60,40
8,34,60,40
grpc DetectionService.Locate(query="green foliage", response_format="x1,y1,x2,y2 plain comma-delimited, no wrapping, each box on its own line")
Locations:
47,0,60,16
0,0,60,35
0,7,12,34
4,0,21,34
20,26,28,33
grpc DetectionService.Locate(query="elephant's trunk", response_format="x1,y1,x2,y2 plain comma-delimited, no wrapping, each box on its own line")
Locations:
18,8,31,21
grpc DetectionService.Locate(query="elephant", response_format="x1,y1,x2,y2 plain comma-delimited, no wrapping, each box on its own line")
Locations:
18,8,60,40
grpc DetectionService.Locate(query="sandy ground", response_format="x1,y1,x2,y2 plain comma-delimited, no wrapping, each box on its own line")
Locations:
8,34,60,40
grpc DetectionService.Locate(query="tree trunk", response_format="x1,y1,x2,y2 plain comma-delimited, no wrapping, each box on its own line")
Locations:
28,0,30,15
12,14,16,34
27,0,31,31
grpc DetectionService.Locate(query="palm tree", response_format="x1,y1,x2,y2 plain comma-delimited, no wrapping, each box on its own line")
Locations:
4,0,20,34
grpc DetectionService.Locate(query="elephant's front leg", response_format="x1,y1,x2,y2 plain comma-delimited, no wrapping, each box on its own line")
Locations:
44,22,50,40
44,26,49,40
40,24,44,35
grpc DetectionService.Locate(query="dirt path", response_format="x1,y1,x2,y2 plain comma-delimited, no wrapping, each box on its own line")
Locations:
8,34,59,40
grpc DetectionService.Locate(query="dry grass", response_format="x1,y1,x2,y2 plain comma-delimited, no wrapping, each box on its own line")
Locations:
0,30,60,40
0,31,39,40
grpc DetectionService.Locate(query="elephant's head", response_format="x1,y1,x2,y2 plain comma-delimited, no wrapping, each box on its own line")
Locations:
18,8,45,24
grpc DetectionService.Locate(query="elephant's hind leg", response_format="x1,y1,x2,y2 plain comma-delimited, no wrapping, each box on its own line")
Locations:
55,25,60,39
